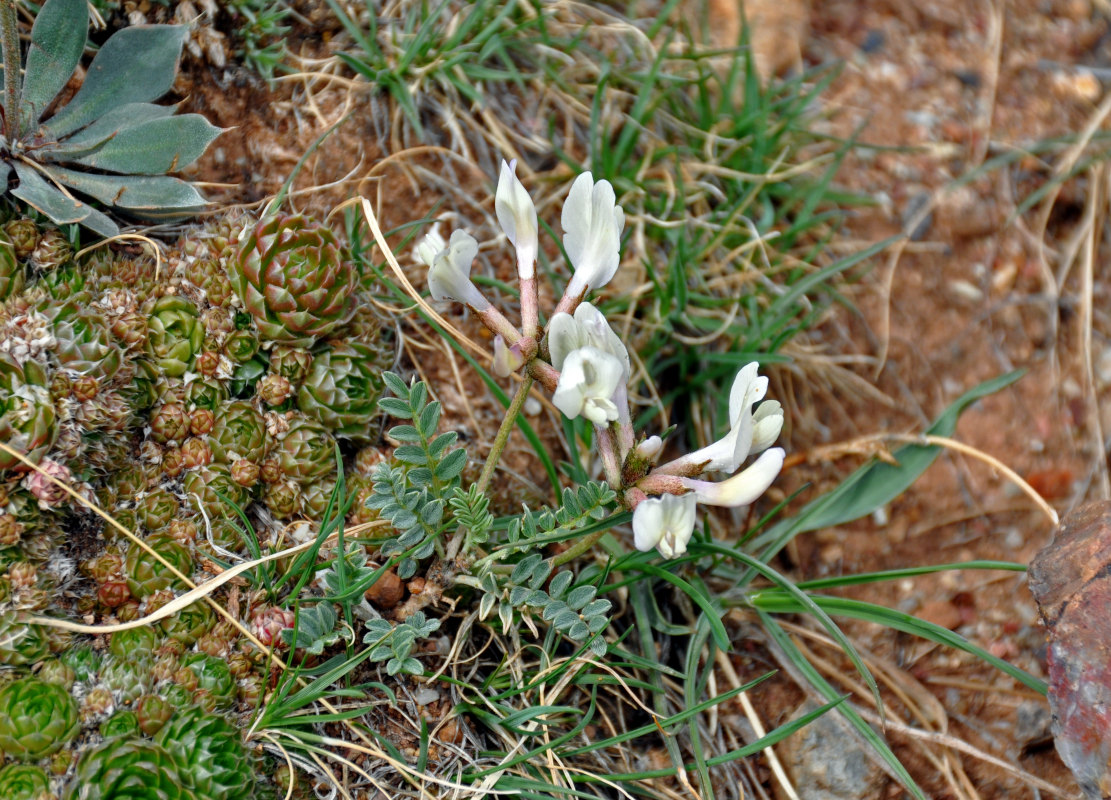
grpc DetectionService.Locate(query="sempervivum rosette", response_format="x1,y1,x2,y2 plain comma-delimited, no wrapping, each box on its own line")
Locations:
207,400,267,464
0,677,80,760
0,356,57,473
231,214,356,347
297,342,385,440
156,707,254,800
277,415,337,484
66,738,197,800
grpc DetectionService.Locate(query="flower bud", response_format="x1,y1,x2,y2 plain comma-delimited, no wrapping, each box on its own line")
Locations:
495,159,538,280
562,172,625,297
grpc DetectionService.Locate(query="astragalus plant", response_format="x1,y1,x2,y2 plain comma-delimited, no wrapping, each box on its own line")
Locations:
0,0,221,236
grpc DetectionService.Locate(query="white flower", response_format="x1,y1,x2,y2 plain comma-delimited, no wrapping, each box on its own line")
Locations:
423,230,489,310
414,228,445,268
548,302,630,381
551,346,624,424
562,172,625,297
751,400,784,454
680,447,785,508
678,363,783,474
633,493,697,558
495,159,538,280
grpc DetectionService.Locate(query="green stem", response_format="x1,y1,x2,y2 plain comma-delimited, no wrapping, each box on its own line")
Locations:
447,375,534,561
0,0,19,142
476,375,533,494
550,527,609,568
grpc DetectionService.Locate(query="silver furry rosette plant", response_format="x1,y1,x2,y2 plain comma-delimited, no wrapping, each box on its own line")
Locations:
0,0,222,235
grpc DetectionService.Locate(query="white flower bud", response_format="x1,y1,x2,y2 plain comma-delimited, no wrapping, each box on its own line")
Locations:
551,346,624,425
492,335,524,377
424,230,490,310
633,493,697,558
635,435,663,464
562,172,625,297
751,400,784,454
495,159,538,280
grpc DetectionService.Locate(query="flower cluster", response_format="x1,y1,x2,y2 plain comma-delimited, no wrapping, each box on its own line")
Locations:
415,160,785,559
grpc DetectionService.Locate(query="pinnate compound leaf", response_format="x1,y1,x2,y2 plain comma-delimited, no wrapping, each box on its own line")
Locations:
22,0,87,121
46,25,187,138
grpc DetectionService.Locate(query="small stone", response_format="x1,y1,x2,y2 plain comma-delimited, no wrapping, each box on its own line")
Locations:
366,569,403,608
917,599,962,630
777,699,885,799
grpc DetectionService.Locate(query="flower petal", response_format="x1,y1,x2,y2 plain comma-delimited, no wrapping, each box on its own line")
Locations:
495,159,538,279
683,447,784,508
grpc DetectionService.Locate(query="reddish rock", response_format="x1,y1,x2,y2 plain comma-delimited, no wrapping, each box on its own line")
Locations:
1029,501,1111,799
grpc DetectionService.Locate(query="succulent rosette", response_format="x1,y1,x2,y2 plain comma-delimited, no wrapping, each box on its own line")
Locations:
145,296,205,378
297,342,385,440
66,738,197,800
0,357,57,473
124,534,192,598
182,463,251,518
208,400,267,463
109,625,161,659
277,415,337,484
99,656,154,703
0,676,80,760
156,707,255,800
0,612,50,665
160,600,215,646
0,233,25,301
178,653,236,709
230,213,357,347
0,763,50,800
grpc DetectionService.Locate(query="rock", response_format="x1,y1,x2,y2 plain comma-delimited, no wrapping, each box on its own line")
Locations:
777,699,885,800
1029,501,1111,798
365,568,403,608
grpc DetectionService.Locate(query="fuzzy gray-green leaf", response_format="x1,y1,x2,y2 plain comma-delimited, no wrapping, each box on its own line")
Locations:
11,163,118,236
49,102,178,154
49,167,206,213
22,0,87,122
60,114,222,174
45,25,186,138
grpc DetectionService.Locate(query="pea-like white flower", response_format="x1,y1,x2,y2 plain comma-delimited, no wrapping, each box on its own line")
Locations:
492,334,524,377
633,492,697,558
659,363,783,476
562,172,625,298
414,228,445,268
679,447,785,508
420,229,490,310
547,302,630,380
551,346,624,424
495,159,538,280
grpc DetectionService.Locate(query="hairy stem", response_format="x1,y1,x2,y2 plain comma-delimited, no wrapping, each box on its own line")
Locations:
447,375,534,561
550,527,608,568
0,0,19,141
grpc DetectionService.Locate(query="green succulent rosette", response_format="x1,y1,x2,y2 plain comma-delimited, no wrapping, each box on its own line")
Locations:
99,656,154,704
230,213,356,347
0,357,57,473
109,625,161,659
61,644,102,682
208,400,267,463
0,612,50,666
136,487,181,530
50,307,123,382
156,707,255,800
0,763,50,800
178,653,236,709
66,738,197,800
0,232,25,301
146,296,204,378
160,600,214,646
182,463,251,518
124,534,192,598
278,415,337,483
100,709,140,739
0,677,80,760
297,342,385,440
